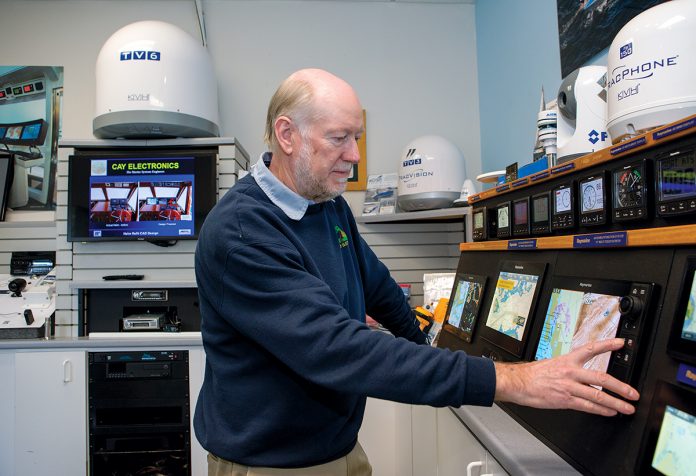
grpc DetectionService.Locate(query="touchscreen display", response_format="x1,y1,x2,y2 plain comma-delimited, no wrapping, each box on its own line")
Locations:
681,273,696,342
485,271,539,341
533,195,549,222
535,288,621,373
651,405,696,475
554,187,572,214
446,276,485,334
659,151,696,202
514,200,528,226
581,177,604,213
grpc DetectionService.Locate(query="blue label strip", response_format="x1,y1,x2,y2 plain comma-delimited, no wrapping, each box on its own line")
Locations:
531,171,550,181
653,117,696,140
507,239,537,250
496,184,510,193
573,231,628,248
512,178,529,187
677,363,696,389
551,162,576,174
610,137,647,155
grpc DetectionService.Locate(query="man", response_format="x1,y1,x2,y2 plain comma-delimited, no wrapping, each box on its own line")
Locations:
194,68,639,475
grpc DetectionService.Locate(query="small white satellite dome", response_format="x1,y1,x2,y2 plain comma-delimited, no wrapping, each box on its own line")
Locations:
93,20,220,139
397,135,467,212
606,0,696,143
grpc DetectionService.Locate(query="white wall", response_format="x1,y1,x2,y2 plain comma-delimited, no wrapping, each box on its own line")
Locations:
0,0,481,201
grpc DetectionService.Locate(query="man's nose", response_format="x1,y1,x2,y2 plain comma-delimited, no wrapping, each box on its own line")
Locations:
344,138,361,164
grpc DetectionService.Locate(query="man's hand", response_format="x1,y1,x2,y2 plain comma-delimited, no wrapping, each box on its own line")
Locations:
494,338,639,416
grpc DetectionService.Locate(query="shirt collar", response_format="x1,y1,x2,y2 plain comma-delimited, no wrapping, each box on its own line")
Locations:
250,152,312,220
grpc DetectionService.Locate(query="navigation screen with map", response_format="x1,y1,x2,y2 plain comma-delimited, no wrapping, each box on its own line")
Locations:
443,273,487,343
480,261,546,357
535,285,622,374
640,381,696,476
680,273,696,343
651,405,696,476
668,257,696,365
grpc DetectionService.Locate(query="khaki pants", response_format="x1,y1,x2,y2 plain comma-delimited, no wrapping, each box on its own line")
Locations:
207,442,373,476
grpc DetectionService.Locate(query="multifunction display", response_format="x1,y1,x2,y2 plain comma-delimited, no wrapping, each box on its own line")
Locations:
443,273,487,343
668,256,696,365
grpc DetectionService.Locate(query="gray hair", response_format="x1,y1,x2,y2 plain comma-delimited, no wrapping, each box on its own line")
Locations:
264,76,319,152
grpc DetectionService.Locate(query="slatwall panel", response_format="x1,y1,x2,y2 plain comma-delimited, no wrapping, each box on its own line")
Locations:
0,223,57,273
55,139,249,337
357,221,465,307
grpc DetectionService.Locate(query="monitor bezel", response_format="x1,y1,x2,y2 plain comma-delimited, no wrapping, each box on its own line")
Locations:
479,260,547,358
667,256,696,365
636,380,696,475
442,273,488,343
67,149,217,243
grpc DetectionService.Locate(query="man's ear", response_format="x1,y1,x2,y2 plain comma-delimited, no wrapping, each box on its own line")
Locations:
275,116,295,155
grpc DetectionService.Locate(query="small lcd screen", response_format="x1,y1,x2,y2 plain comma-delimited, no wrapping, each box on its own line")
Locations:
535,288,621,373
533,195,549,223
681,273,696,342
514,200,528,226
659,151,696,202
485,271,540,341
651,405,696,475
497,205,509,229
613,165,645,209
580,177,605,213
6,126,22,140
20,123,41,140
554,187,572,214
446,275,486,335
474,210,484,229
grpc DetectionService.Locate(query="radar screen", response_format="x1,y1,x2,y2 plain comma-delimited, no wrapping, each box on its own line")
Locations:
512,197,530,236
638,381,696,476
613,160,648,222
657,148,696,217
551,183,575,231
531,192,551,235
480,260,547,358
496,202,511,239
579,174,607,226
443,273,487,343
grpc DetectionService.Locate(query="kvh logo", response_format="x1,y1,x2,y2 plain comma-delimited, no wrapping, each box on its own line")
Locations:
402,148,422,167
120,51,161,61
588,129,608,145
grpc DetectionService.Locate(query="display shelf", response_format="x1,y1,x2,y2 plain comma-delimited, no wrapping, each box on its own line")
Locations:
459,224,696,251
69,280,196,289
467,114,696,204
356,206,470,224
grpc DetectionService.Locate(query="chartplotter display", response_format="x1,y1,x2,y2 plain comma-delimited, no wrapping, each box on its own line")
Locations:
443,273,487,343
535,284,622,373
480,261,546,357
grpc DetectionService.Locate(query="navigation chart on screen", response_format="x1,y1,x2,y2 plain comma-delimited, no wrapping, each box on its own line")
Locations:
447,278,484,333
682,275,696,342
485,271,539,341
535,289,621,372
651,406,696,476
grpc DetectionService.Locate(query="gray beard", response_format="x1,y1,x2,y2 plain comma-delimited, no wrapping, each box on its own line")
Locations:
294,143,343,203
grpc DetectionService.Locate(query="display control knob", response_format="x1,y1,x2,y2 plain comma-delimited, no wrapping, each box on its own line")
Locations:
619,295,643,319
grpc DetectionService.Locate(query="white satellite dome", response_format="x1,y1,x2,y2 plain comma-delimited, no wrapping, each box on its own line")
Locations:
397,135,467,212
606,0,696,143
93,20,220,139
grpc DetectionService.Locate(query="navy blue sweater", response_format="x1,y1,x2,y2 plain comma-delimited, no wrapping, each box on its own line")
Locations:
194,174,496,467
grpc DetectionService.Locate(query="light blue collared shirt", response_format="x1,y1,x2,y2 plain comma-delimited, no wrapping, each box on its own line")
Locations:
250,152,313,221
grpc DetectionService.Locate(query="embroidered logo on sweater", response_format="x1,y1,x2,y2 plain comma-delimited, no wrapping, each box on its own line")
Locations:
335,226,349,248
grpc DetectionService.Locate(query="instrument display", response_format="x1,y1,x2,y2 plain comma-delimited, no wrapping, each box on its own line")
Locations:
472,207,487,241
512,197,530,236
531,192,551,235
551,183,575,231
657,148,696,217
613,160,648,221
496,202,511,239
579,174,607,226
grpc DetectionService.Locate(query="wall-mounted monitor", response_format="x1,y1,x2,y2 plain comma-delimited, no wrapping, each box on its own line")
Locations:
0,154,14,221
496,201,511,239
656,147,696,217
612,159,649,222
68,149,217,243
637,381,696,476
0,119,47,147
480,260,546,358
442,273,487,343
667,256,696,365
551,182,575,231
512,197,530,237
531,192,551,235
579,173,607,226
535,275,653,385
